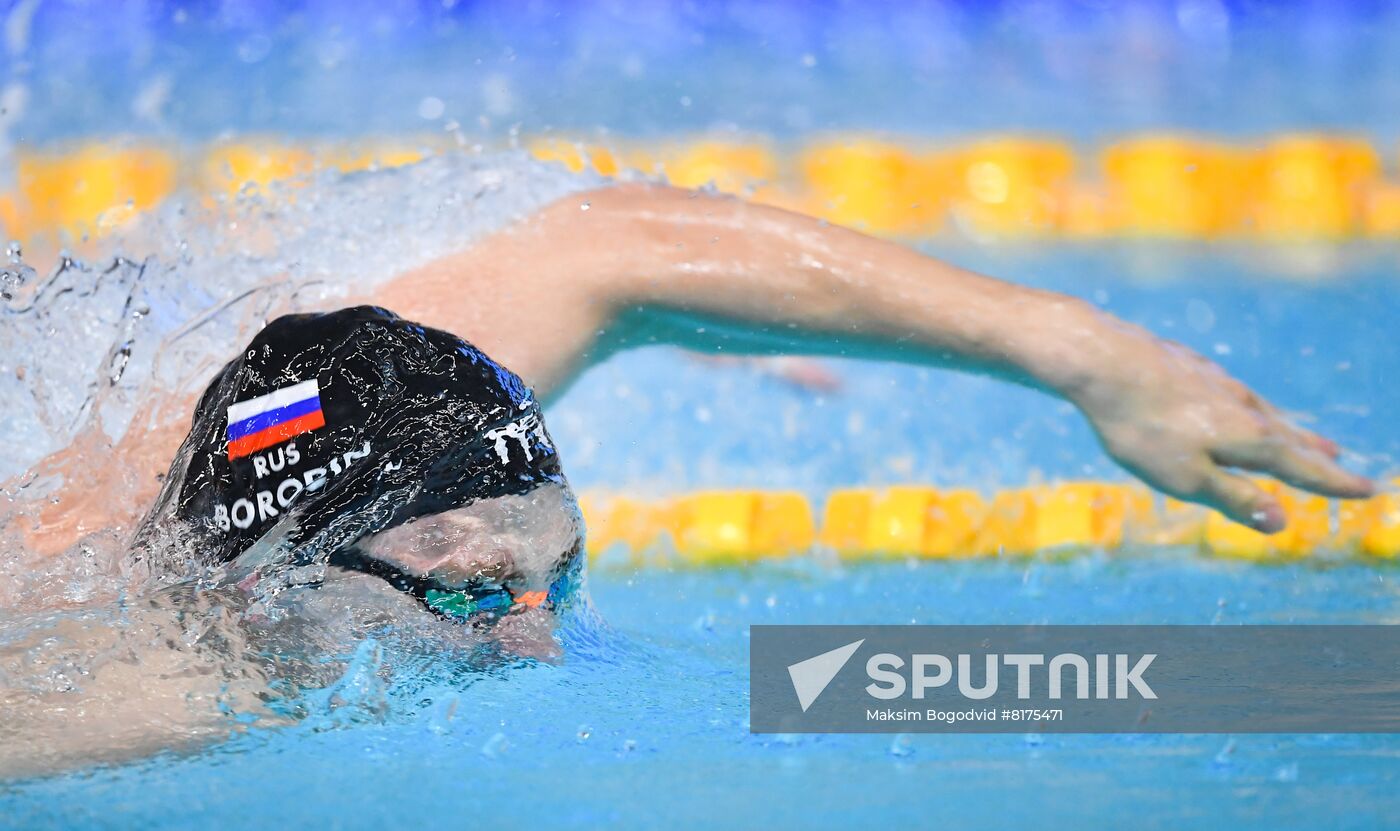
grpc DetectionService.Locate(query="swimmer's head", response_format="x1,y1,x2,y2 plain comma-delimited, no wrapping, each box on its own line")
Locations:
140,305,576,583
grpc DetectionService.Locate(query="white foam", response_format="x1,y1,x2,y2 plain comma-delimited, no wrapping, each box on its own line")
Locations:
0,150,605,606
0,150,604,480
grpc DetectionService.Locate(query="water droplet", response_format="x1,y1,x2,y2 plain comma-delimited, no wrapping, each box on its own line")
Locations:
1186,298,1216,333
108,342,132,385
580,201,591,211
888,733,914,758
1212,737,1236,767
576,725,592,742
418,97,445,120
481,732,509,758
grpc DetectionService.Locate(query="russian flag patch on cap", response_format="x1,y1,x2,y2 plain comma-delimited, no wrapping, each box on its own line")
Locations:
226,379,326,460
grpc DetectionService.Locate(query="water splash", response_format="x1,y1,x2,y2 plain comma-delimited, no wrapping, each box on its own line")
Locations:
0,151,598,608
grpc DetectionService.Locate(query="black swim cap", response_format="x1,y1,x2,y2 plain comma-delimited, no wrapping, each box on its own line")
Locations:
142,305,564,567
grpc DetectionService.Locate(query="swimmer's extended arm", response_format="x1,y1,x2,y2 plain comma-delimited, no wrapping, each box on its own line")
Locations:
376,183,1373,532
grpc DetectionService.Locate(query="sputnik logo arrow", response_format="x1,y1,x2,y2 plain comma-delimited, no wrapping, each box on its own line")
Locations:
787,639,864,712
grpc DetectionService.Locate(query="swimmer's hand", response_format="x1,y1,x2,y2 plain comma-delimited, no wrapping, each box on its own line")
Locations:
1062,317,1374,533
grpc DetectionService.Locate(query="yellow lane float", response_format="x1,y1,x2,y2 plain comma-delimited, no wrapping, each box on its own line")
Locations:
527,137,619,176
673,490,761,565
201,140,317,196
1057,182,1120,238
1248,135,1379,239
946,137,1074,238
658,139,777,195
1362,182,1400,236
9,143,177,237
580,481,1397,567
863,486,939,557
1103,135,1250,237
8,132,1400,242
328,139,434,174
921,489,989,558
1359,493,1400,559
751,491,817,556
968,488,1037,556
818,488,874,556
798,137,947,236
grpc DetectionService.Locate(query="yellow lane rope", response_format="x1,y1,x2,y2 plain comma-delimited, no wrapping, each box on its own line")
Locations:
580,481,1400,566
6,133,1400,243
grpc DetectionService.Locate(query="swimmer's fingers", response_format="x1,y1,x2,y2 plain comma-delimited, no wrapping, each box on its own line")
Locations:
1285,422,1343,460
1254,401,1343,460
1212,437,1374,501
1201,359,1342,461
1183,418,1370,532
1299,431,1342,460
1189,466,1286,533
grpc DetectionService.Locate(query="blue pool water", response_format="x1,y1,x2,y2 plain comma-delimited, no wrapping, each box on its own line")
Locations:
12,2,1400,143
1,217,1398,831
5,555,1400,831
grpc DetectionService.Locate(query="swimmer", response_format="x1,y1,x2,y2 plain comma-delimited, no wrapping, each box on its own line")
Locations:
138,303,583,636
2,180,1375,777
25,182,1371,558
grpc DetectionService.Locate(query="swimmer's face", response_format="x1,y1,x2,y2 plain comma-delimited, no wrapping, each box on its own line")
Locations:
354,481,579,593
